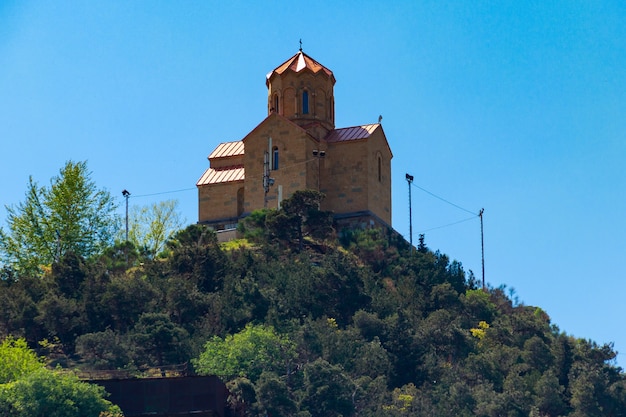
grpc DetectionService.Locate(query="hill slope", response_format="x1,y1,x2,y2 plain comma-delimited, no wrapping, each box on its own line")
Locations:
1,209,624,416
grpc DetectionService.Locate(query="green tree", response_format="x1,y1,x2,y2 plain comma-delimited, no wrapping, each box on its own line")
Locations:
0,276,43,342
226,377,258,417
383,383,419,417
0,368,122,417
0,337,44,384
75,329,131,370
0,161,119,275
166,224,227,292
266,190,333,251
99,272,159,333
0,336,122,416
35,292,85,350
193,323,296,382
126,199,185,259
50,251,88,300
256,371,298,417
299,359,355,417
237,208,270,242
533,371,566,416
130,313,190,368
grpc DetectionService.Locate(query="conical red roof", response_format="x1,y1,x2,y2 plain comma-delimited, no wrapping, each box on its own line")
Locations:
266,51,335,86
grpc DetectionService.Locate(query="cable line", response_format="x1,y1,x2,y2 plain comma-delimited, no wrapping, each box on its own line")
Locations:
130,187,196,198
417,215,477,234
127,157,318,201
411,182,477,216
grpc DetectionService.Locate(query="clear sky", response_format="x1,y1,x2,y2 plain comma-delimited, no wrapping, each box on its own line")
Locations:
1,2,625,365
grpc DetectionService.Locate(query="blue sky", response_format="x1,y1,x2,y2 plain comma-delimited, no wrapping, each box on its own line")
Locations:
1,2,625,364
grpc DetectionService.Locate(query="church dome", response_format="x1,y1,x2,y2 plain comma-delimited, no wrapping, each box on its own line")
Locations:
266,50,335,86
266,50,336,132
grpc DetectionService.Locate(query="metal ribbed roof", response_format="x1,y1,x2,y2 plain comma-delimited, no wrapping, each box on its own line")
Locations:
208,141,244,159
197,166,245,186
266,51,335,85
325,124,380,143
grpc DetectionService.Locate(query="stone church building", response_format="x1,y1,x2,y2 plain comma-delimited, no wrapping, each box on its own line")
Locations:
196,49,393,237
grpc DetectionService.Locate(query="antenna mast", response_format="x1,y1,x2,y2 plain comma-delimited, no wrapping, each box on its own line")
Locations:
263,137,274,208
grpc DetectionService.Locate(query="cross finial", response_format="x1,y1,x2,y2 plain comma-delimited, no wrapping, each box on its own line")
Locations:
299,39,303,52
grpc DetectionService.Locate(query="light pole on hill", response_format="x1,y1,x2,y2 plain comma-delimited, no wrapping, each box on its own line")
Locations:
122,189,131,265
122,189,130,242
406,173,414,254
479,208,485,290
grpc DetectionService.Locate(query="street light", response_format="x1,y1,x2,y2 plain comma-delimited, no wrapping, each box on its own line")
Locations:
122,189,131,242
405,174,414,254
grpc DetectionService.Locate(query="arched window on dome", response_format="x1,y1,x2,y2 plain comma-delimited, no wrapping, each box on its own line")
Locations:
274,94,279,114
302,90,309,114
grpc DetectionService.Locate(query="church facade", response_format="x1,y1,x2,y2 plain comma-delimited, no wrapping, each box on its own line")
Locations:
196,50,393,235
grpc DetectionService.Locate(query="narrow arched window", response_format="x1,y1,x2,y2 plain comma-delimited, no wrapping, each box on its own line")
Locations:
378,155,382,182
272,146,279,170
302,90,309,114
274,94,279,114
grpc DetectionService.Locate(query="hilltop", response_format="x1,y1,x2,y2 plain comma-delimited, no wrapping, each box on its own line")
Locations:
1,190,625,416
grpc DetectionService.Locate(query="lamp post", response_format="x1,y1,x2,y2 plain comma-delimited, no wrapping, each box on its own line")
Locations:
405,173,414,254
479,208,485,290
122,189,130,242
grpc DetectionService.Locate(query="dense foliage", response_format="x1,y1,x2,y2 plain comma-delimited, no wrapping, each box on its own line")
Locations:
0,161,119,276
1,189,625,416
125,199,185,259
0,337,122,417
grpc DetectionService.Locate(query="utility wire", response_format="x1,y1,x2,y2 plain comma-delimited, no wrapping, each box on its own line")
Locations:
417,215,477,234
130,187,196,198
411,182,477,216
126,157,318,200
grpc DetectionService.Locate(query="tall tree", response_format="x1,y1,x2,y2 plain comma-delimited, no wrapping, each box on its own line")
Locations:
166,224,227,292
130,313,190,368
266,189,333,251
299,359,355,417
126,199,185,259
0,161,119,275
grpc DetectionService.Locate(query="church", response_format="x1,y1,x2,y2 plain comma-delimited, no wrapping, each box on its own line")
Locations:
196,48,393,239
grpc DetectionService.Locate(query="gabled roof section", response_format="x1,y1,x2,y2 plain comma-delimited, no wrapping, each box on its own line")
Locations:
325,124,380,143
197,166,244,186
242,111,319,143
208,141,244,160
266,51,335,86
